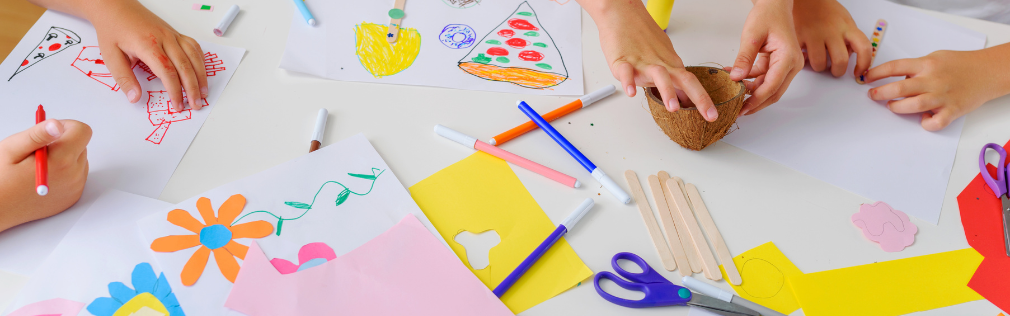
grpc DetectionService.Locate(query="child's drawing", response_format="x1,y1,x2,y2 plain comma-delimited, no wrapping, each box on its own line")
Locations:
458,2,568,89
354,22,421,78
9,26,81,81
71,46,119,91
145,91,205,145
86,262,186,316
438,24,476,49
150,194,274,286
442,0,480,9
269,242,337,274
203,52,225,77
136,61,158,81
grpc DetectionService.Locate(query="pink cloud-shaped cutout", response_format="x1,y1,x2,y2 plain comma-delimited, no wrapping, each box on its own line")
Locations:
852,202,917,252
270,242,337,274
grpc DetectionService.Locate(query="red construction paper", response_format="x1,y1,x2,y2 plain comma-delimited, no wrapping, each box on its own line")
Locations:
956,140,1010,312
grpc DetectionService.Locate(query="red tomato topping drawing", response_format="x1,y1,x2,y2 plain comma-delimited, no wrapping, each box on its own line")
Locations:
487,47,509,56
48,43,62,51
497,29,515,38
508,19,539,31
506,38,527,49
518,50,544,61
21,60,29,66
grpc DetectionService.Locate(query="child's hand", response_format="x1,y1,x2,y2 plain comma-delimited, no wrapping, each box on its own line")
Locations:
729,0,804,116
0,120,91,233
90,0,208,111
865,47,1010,131
581,0,717,121
793,0,871,78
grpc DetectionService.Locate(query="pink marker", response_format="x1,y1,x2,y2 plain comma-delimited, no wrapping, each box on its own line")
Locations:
435,125,580,188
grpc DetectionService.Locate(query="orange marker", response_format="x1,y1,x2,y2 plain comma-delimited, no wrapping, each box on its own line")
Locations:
489,85,615,146
35,105,48,196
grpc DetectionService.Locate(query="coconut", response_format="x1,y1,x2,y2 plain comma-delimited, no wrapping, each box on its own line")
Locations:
645,66,746,151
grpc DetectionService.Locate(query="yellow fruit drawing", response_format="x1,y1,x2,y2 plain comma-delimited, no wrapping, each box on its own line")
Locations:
354,22,421,78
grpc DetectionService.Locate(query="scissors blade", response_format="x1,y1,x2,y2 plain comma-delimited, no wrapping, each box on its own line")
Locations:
1002,196,1010,257
687,293,761,316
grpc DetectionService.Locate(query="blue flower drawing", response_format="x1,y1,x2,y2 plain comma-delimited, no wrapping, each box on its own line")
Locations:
86,262,185,316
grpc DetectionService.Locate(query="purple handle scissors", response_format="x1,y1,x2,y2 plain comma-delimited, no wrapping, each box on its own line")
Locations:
594,252,760,315
978,143,1010,257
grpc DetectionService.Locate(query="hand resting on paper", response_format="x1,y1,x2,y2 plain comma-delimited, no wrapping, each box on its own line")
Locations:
792,0,872,79
575,0,717,121
864,43,1010,131
726,0,805,117
0,120,91,233
28,0,208,112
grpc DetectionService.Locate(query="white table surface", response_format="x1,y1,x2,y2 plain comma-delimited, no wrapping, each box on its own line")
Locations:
3,0,1009,314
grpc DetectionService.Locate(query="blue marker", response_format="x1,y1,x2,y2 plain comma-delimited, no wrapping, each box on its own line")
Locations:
292,0,316,26
518,101,632,204
493,198,595,297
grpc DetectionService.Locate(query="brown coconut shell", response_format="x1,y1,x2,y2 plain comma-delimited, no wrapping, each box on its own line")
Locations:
645,66,746,151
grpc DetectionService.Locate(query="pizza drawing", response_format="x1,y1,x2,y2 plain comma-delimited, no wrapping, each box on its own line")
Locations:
458,2,567,89
146,90,205,145
71,46,119,91
9,26,82,81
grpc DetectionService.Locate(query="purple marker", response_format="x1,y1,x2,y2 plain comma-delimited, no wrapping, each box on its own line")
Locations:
493,198,595,297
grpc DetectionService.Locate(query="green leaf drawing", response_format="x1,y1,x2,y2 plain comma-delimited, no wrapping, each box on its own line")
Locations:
496,56,510,63
535,63,553,70
284,201,312,209
335,188,351,206
348,173,377,180
276,219,284,236
486,39,501,45
517,11,533,16
472,53,492,64
533,42,547,48
524,31,539,37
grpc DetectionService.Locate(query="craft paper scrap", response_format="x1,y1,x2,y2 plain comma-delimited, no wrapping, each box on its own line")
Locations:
1,190,184,316
720,242,802,315
957,144,1010,313
851,201,917,252
788,248,984,316
721,0,986,224
0,10,244,274
6,298,83,316
225,215,513,316
281,0,583,95
409,152,593,313
138,134,443,316
269,242,337,274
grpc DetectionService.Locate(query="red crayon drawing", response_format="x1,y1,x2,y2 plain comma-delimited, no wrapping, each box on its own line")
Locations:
71,46,119,91
204,52,225,77
136,61,158,81
145,90,206,144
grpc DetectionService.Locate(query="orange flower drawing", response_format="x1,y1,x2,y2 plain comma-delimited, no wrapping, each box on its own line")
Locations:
150,194,273,286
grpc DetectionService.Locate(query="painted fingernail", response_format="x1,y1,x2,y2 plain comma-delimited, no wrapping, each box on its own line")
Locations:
45,121,63,138
127,89,139,103
201,86,209,98
706,107,718,121
625,85,635,97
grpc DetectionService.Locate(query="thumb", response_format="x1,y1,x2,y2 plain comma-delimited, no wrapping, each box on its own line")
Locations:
731,31,765,81
0,119,65,164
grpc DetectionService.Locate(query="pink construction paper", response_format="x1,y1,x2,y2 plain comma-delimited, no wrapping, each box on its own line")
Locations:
851,201,917,252
8,298,85,316
225,214,513,316
269,242,337,274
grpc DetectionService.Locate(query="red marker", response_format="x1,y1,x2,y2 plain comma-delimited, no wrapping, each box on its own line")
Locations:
35,105,48,196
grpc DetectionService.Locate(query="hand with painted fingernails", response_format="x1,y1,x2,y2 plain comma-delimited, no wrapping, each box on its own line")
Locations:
792,0,872,79
727,0,804,117
864,45,1010,131
575,0,717,121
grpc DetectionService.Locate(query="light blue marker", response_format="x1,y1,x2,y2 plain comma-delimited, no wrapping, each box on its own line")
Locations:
292,0,316,26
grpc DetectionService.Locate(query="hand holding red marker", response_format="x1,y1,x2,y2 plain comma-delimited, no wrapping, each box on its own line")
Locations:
35,105,49,196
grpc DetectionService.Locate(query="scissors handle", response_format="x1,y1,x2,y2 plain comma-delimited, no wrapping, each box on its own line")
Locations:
593,252,691,308
980,143,1008,197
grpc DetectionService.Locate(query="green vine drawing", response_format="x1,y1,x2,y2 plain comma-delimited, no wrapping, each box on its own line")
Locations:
232,168,386,236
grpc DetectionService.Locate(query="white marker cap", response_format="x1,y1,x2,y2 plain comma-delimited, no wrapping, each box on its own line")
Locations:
36,185,48,196
311,109,328,142
592,168,632,204
213,5,241,37
682,276,733,302
434,125,478,148
579,85,616,108
561,198,595,231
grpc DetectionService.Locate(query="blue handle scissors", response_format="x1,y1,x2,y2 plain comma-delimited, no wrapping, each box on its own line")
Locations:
978,143,1010,257
594,252,760,316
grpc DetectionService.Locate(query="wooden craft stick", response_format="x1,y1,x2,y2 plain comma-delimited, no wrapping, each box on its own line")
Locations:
386,0,406,43
625,170,678,271
685,183,742,285
647,175,692,276
673,176,693,211
658,171,702,274
665,178,721,280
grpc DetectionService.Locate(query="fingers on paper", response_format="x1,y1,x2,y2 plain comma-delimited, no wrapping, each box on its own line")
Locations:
101,45,142,103
213,247,241,283
848,31,873,79
139,46,184,112
870,78,928,101
167,209,206,233
827,38,849,77
163,39,201,110
181,246,211,286
805,41,828,72
151,234,202,252
886,95,938,114
179,36,208,99
921,109,957,132
230,220,275,239
863,58,922,83
216,194,247,227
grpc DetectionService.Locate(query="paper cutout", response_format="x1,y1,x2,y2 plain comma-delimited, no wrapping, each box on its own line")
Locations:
354,22,421,78
453,230,501,270
269,242,337,274
851,201,917,252
149,195,274,285
957,142,1010,312
789,248,984,316
225,215,513,316
7,298,85,316
409,152,592,313
9,26,82,81
458,2,568,89
228,168,385,236
720,242,802,315
86,262,185,316
71,46,119,91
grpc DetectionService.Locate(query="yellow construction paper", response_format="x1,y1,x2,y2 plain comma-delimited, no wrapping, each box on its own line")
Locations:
409,152,593,313
788,248,984,316
721,242,803,314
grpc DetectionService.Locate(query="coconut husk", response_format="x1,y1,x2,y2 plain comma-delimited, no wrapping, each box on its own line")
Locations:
645,66,746,151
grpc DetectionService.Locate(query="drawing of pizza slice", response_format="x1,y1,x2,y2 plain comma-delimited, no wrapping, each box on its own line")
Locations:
458,1,567,89
71,46,119,91
9,26,82,81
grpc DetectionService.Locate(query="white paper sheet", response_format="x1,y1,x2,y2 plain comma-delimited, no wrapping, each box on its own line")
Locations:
722,0,986,224
137,134,444,315
280,0,583,95
0,11,245,274
1,190,175,316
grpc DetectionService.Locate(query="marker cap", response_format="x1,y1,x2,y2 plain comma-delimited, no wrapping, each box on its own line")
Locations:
592,168,632,204
579,85,616,108
434,125,478,148
561,198,595,230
